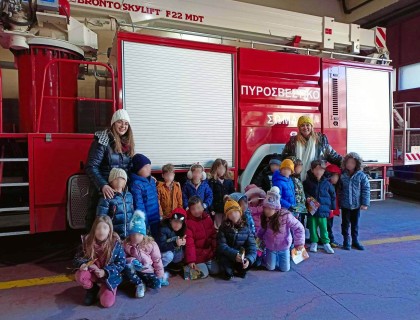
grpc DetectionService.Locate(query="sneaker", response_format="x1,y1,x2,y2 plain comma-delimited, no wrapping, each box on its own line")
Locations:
160,272,170,287
135,283,145,298
324,243,335,254
330,241,340,248
352,242,365,251
84,284,99,306
309,243,318,253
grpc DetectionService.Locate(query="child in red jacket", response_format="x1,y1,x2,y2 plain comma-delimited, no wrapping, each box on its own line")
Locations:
325,164,342,248
185,196,219,279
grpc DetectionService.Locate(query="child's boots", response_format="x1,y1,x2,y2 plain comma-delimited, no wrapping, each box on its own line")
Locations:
352,239,365,251
84,283,100,306
135,283,145,298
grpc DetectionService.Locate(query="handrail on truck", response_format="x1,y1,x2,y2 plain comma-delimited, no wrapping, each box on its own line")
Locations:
36,59,117,133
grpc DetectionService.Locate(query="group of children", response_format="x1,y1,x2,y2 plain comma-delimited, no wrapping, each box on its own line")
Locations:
74,152,370,308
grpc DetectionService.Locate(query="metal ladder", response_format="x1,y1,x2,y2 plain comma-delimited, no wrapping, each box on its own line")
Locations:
0,137,30,236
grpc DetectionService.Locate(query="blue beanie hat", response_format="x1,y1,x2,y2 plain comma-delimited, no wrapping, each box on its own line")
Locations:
132,154,151,173
129,210,147,236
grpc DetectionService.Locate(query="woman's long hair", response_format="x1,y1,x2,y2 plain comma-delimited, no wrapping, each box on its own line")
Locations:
83,216,119,265
261,210,282,234
296,128,320,146
111,124,135,157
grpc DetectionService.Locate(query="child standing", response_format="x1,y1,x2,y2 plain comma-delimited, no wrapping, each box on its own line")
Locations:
303,160,336,254
272,159,297,215
217,199,257,280
123,211,168,299
74,215,126,308
182,163,213,211
227,192,256,235
340,152,370,251
208,158,235,224
129,154,160,239
157,163,183,219
185,196,219,278
252,155,281,192
158,208,187,272
244,184,266,234
325,164,342,248
96,168,134,239
257,187,305,272
287,157,308,223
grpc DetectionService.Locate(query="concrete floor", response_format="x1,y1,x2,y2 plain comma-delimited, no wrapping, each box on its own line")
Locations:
1,197,419,320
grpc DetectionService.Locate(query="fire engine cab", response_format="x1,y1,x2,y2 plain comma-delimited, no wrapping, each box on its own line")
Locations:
0,0,400,236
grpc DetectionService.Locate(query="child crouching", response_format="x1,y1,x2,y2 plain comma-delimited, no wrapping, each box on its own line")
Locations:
123,211,168,298
74,215,126,308
257,187,305,272
217,199,257,280
158,208,187,273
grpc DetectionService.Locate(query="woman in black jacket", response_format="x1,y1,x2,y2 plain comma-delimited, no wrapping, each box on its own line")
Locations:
85,109,135,231
217,199,257,280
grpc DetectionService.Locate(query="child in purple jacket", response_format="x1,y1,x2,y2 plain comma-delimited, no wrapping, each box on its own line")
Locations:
257,187,305,272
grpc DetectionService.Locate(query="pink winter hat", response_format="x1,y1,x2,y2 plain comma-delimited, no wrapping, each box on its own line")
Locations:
245,184,266,200
263,187,281,210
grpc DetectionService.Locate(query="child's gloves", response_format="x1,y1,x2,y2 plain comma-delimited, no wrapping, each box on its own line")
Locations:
128,259,145,273
160,272,170,287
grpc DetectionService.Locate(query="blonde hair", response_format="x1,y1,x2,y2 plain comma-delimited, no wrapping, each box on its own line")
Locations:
162,163,175,174
125,234,155,248
111,124,135,157
83,216,120,265
210,158,232,179
296,127,319,146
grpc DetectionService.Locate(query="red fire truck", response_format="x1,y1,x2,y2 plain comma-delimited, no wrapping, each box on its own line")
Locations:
0,0,396,236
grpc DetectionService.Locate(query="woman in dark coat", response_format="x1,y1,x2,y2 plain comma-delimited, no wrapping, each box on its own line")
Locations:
281,115,342,181
85,109,135,231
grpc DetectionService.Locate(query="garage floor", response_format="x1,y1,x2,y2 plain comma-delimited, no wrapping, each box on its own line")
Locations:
1,197,419,320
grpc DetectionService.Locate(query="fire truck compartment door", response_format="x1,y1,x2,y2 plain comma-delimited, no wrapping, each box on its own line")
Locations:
121,41,234,169
346,68,392,164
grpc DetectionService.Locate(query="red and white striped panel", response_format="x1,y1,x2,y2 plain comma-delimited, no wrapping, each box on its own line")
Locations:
375,27,387,49
405,153,420,165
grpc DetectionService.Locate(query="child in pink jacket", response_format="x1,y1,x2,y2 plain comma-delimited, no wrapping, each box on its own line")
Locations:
244,184,266,233
123,211,168,298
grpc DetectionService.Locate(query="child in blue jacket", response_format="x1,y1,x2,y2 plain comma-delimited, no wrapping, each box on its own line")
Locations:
340,152,370,251
273,159,297,215
182,163,213,211
129,154,160,239
303,160,336,255
97,168,134,239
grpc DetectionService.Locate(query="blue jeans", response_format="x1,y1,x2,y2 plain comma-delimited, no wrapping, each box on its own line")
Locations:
263,248,290,272
197,260,220,278
161,250,184,267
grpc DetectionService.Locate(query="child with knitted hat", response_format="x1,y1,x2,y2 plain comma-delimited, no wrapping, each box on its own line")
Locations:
226,192,256,235
123,211,168,299
158,207,187,273
256,187,305,272
96,168,134,239
217,199,257,280
273,159,297,216
129,154,160,239
251,154,281,192
325,164,342,248
244,184,266,234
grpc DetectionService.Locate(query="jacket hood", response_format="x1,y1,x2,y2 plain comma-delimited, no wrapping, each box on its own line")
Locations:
229,192,247,203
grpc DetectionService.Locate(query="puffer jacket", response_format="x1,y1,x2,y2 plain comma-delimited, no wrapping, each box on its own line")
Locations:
229,192,256,234
158,219,186,255
123,240,164,278
249,205,263,234
129,173,160,226
291,176,308,214
257,209,305,251
303,170,336,218
85,130,132,191
251,166,274,192
272,171,297,210
96,190,134,239
73,236,126,290
157,181,183,219
208,178,235,213
281,132,342,166
182,180,213,210
217,220,257,264
340,170,370,209
185,211,216,264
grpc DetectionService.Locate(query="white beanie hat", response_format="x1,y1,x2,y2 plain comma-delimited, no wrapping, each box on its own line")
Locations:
108,168,128,183
111,109,131,126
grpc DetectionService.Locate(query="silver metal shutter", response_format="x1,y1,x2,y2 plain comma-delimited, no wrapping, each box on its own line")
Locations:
122,41,234,169
346,68,391,164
